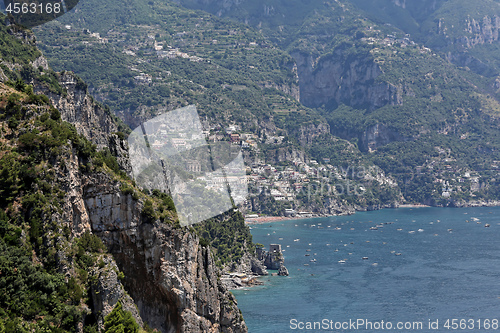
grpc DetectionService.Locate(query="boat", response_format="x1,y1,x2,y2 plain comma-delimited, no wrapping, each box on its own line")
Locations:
370,227,378,230
310,259,316,262
305,254,310,256
395,253,402,256
418,229,424,232
485,224,491,227
362,257,369,260
294,239,300,242
338,260,346,264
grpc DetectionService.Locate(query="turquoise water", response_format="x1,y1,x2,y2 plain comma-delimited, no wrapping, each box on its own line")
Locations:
232,207,500,332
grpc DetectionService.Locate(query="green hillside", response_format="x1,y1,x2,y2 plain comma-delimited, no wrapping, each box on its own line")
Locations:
35,0,402,213
174,0,500,204
34,0,500,206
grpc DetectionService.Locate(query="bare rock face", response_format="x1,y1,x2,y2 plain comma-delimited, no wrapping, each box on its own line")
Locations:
277,265,289,276
435,13,500,74
223,250,268,276
90,255,144,330
360,123,407,152
35,70,133,174
292,51,403,110
456,15,500,49
40,71,118,148
82,173,247,333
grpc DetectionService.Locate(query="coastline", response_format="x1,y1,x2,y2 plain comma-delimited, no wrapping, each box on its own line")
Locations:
396,204,431,208
245,215,307,225
244,202,500,225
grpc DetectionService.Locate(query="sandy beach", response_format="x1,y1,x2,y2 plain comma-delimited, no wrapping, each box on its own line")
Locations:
245,215,306,225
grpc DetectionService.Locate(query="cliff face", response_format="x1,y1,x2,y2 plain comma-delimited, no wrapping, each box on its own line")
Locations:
438,15,500,49
2,30,249,332
35,72,117,148
81,173,246,332
34,69,133,174
360,123,407,152
292,51,403,110
53,144,248,332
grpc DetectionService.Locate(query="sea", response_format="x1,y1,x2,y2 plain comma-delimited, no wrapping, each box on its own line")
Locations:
232,207,500,332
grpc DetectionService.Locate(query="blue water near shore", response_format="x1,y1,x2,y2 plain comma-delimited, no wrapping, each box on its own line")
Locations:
232,207,500,332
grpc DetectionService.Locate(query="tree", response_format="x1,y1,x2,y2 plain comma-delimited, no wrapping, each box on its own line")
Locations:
103,301,139,333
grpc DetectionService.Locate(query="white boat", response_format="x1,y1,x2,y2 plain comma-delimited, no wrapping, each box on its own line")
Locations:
338,260,346,264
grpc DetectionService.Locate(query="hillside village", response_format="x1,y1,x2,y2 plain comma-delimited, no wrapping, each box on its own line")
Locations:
42,20,499,213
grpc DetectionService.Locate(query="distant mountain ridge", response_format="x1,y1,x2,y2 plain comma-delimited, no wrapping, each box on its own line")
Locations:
35,0,500,210
171,0,500,205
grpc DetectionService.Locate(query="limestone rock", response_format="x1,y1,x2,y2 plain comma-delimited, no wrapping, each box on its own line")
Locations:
277,265,289,276
81,172,247,333
90,255,144,330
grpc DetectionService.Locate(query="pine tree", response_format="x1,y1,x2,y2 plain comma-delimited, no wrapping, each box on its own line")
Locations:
103,301,139,333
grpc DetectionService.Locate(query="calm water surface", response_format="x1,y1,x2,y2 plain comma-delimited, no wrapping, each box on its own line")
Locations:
232,207,500,332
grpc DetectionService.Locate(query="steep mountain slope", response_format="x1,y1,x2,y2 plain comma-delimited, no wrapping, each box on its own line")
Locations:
0,19,249,332
175,0,500,205
35,0,402,215
346,0,500,79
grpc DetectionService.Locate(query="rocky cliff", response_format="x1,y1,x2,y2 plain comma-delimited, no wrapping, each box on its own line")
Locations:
48,104,248,331
53,76,248,333
82,173,246,333
291,50,403,110
0,21,249,332
438,14,500,49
